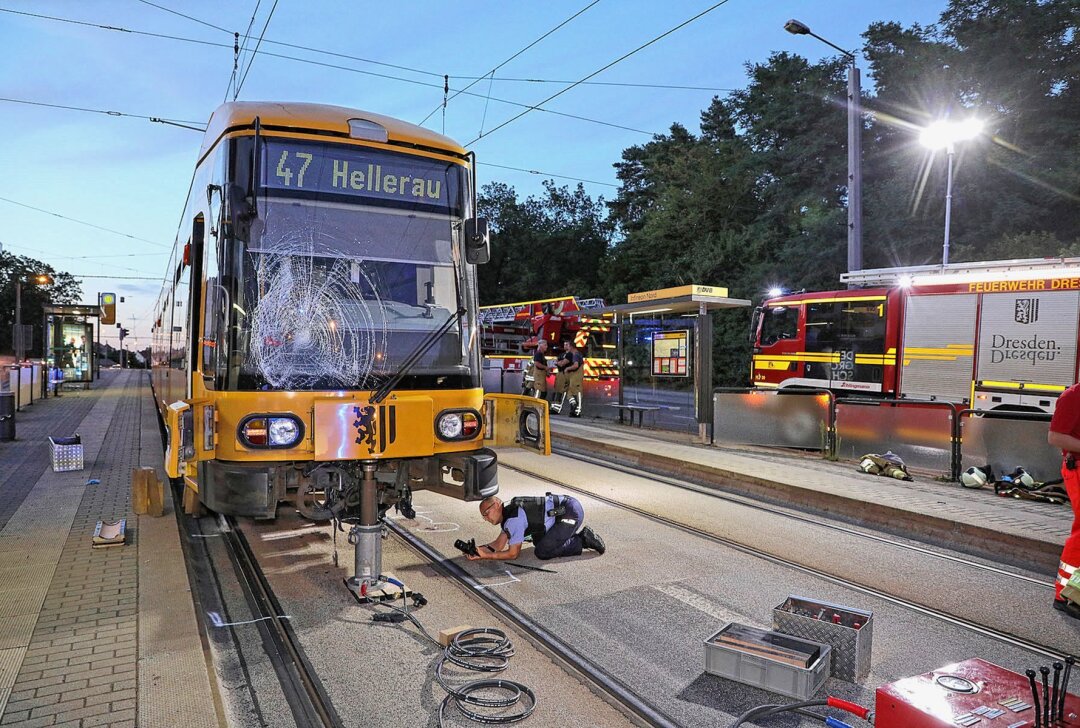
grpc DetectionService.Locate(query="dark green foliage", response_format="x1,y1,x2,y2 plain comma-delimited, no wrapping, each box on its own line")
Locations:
0,251,82,358
477,180,612,303
478,0,1080,387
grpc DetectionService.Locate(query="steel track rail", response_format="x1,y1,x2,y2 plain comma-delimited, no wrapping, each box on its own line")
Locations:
220,517,345,728
384,519,682,728
554,446,1050,589
501,461,1068,662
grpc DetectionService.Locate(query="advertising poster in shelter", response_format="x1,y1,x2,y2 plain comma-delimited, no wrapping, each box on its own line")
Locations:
60,323,91,382
652,330,689,377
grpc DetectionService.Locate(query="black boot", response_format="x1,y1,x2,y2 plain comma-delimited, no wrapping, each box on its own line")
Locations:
580,526,605,555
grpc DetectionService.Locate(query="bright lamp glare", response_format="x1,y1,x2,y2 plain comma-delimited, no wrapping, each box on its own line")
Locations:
898,275,913,288
919,119,984,150
767,287,783,298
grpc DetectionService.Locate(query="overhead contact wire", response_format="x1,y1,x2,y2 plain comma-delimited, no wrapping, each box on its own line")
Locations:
0,8,653,136
466,0,734,145
235,0,279,99
418,0,602,125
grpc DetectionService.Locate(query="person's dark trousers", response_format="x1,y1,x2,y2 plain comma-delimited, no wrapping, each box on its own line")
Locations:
534,497,585,560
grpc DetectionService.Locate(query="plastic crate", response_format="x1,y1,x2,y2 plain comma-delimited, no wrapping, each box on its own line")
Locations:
773,595,873,682
49,435,84,472
704,623,831,700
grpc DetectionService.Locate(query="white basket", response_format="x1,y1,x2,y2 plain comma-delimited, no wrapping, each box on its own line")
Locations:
49,435,84,472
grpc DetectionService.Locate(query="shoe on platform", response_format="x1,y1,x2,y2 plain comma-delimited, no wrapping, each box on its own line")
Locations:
581,526,605,555
1054,599,1080,620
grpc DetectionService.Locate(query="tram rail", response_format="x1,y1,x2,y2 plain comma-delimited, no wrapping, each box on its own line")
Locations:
178,489,344,728
386,519,681,728
554,446,1050,590
500,457,1067,662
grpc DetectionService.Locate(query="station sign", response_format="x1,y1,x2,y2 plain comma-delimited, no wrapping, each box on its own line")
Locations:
628,284,729,303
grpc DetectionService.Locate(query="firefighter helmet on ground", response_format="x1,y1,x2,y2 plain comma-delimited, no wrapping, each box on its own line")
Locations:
1011,467,1035,488
960,466,989,489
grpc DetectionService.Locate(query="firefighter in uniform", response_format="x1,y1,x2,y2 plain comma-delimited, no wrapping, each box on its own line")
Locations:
551,340,585,417
469,494,605,561
1048,381,1080,619
527,338,550,400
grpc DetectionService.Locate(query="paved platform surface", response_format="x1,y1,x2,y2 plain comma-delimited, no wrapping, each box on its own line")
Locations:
0,370,218,728
552,418,1072,574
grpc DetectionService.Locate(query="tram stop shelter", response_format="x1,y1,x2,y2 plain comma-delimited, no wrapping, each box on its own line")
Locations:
43,304,100,390
585,284,751,442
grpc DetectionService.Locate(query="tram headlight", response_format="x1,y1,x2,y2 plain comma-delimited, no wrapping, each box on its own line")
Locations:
436,410,481,441
268,418,300,446
239,414,304,449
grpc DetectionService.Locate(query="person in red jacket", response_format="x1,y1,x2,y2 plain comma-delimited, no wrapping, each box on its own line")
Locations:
1047,382,1080,619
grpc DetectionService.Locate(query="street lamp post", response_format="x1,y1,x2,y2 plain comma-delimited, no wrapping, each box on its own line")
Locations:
919,119,983,266
785,19,863,280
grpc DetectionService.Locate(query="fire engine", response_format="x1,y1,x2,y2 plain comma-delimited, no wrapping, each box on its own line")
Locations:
480,296,619,403
751,258,1080,413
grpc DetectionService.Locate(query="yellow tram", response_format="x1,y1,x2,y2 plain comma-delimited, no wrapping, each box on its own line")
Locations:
151,102,548,556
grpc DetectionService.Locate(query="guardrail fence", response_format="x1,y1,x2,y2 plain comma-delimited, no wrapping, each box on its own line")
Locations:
714,388,1062,483
713,388,833,452
834,399,955,476
958,410,1058,483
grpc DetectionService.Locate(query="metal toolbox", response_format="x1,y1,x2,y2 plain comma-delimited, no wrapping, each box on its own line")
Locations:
703,622,832,700
773,595,873,682
49,435,84,473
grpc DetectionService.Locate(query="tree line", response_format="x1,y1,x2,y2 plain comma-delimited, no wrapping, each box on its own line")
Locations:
477,0,1080,385
0,251,81,360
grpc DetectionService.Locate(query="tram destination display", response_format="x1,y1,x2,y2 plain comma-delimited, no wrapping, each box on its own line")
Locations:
262,139,464,214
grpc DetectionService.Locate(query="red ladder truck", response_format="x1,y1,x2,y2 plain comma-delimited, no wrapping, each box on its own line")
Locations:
480,296,619,402
750,258,1080,413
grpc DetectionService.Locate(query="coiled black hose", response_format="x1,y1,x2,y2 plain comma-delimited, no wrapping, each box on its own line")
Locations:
373,599,536,725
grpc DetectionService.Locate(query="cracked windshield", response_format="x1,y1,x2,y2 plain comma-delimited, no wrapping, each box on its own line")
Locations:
236,140,471,391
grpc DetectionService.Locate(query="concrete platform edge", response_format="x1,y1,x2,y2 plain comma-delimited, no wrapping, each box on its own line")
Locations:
554,431,1061,574
136,372,221,728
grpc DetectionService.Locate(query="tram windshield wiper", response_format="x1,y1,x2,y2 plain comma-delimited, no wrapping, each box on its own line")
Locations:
369,307,466,405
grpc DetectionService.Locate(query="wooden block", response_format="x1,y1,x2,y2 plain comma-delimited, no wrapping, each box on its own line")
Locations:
131,468,149,515
182,485,202,516
438,624,473,647
147,470,164,517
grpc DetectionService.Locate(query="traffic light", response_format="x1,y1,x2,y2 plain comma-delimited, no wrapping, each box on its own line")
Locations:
99,292,117,325
119,327,129,341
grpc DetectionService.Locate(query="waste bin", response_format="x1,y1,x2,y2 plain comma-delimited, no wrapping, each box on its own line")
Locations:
0,391,15,441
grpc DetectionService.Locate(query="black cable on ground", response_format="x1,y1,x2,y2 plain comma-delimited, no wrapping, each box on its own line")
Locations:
732,699,829,727
369,585,536,725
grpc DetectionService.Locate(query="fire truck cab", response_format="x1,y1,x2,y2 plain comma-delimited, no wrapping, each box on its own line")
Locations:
752,258,1080,413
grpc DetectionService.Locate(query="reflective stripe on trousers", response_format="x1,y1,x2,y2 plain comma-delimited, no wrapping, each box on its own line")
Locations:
1056,461,1080,601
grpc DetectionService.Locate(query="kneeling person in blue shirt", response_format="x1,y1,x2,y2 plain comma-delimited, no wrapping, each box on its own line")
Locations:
467,494,605,561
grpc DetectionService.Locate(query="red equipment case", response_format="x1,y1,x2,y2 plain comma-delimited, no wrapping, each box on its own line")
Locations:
875,658,1078,728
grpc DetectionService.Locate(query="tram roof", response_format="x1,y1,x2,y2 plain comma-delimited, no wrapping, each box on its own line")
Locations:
200,102,467,160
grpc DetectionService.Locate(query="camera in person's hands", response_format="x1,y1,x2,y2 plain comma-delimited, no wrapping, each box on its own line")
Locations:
454,538,479,557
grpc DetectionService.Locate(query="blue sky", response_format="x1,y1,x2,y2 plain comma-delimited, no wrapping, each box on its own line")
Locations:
0,0,947,347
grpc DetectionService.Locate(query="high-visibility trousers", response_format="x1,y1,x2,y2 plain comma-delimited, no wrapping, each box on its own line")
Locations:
1057,461,1080,602
531,364,548,392
555,368,583,397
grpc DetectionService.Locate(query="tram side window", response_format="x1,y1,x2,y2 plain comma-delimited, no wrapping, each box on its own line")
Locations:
760,306,798,346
